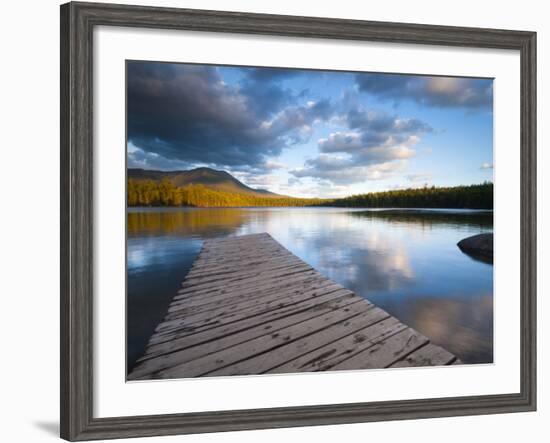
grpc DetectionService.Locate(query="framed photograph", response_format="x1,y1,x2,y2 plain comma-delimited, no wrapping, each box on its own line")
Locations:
60,1,536,440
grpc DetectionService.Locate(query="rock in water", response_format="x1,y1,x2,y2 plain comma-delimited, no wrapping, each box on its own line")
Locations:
457,233,493,263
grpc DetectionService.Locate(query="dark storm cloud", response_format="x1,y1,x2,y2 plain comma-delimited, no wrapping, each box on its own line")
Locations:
356,73,493,109
237,67,304,118
238,80,294,118
127,62,331,171
245,67,303,82
238,67,322,118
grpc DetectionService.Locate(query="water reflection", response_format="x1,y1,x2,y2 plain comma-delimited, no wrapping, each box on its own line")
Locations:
128,208,247,238
351,209,493,229
405,294,493,363
127,208,493,371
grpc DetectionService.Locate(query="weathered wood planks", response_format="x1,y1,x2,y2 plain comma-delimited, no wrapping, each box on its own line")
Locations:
128,233,458,380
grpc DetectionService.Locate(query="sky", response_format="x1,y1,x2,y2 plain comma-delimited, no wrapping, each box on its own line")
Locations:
127,60,493,198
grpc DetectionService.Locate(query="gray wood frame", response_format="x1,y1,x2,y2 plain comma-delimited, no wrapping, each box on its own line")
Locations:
60,1,537,440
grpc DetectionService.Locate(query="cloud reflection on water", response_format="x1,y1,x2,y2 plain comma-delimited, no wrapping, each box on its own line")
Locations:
405,294,493,363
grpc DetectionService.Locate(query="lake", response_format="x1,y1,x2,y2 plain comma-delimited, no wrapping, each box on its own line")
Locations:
127,207,493,372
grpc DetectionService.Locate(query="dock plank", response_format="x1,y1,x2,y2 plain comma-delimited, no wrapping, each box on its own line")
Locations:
152,299,372,378
135,290,361,369
152,284,351,339
265,317,406,374
163,281,340,325
166,277,333,317
329,328,429,371
208,306,390,376
129,233,459,380
145,287,356,348
131,297,366,379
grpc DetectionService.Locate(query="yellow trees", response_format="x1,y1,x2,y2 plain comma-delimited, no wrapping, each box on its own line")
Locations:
127,179,328,207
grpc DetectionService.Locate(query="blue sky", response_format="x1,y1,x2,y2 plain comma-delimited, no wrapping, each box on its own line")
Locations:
127,61,493,198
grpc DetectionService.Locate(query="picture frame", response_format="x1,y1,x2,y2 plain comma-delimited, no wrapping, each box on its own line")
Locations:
60,1,536,441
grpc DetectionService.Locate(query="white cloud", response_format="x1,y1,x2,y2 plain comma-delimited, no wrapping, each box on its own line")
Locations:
291,156,407,185
279,181,351,199
262,160,287,170
290,106,430,186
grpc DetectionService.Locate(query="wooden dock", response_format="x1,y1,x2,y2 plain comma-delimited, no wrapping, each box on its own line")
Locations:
129,233,459,380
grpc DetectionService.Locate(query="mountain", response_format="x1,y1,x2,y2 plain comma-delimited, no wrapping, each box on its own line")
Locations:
128,167,281,198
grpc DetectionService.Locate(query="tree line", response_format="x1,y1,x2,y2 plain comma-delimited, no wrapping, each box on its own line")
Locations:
324,183,493,209
128,178,493,209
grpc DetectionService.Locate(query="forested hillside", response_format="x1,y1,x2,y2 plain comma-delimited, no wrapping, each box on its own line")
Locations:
127,179,326,207
128,167,280,197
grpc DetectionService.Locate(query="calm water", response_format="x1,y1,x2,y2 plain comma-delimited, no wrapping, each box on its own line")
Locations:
127,207,493,371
